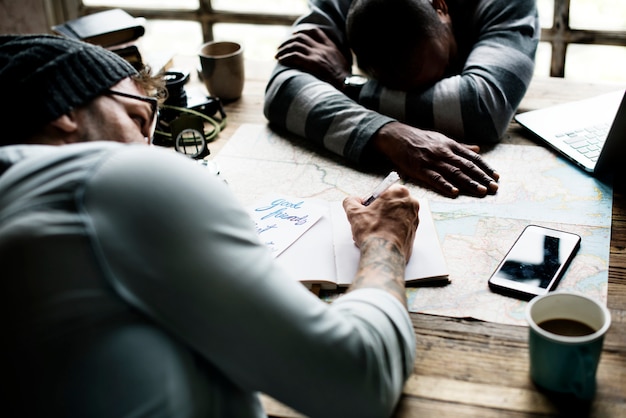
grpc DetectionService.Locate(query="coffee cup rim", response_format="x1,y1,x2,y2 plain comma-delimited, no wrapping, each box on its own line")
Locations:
525,291,611,344
199,41,243,59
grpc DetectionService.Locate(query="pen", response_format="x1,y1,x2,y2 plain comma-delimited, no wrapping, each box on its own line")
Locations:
362,171,400,206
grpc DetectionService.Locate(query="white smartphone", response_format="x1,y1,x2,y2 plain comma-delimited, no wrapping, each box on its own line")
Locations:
488,225,581,300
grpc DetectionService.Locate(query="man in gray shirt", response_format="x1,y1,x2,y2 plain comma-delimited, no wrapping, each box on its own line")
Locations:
0,35,420,417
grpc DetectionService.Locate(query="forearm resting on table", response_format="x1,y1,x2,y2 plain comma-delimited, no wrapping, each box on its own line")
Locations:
349,236,407,308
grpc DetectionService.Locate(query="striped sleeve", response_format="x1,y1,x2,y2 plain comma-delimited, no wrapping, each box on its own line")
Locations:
265,65,395,163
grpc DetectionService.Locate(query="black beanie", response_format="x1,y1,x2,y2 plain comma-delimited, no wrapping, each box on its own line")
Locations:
0,34,138,145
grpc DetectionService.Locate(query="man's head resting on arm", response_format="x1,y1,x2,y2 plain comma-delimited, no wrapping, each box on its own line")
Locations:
0,34,164,147
346,0,457,91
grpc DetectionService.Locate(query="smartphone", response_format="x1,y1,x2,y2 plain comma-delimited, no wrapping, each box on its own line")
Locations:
488,225,581,300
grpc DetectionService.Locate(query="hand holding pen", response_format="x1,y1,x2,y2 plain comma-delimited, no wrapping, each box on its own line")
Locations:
362,171,401,206
344,170,420,264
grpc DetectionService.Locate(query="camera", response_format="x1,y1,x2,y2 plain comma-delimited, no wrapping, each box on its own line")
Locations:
158,70,225,123
153,70,226,159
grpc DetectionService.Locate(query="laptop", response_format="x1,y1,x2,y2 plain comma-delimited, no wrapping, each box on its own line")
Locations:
515,89,626,178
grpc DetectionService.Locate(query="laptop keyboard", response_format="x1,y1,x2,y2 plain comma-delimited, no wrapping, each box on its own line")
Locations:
556,123,610,162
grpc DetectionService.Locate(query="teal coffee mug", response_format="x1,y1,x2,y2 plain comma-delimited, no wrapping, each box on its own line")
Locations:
526,292,611,400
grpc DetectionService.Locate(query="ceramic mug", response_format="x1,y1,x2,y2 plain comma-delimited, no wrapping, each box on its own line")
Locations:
198,41,244,101
525,292,611,400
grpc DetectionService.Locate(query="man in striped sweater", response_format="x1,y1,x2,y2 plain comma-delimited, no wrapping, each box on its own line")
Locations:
264,0,539,198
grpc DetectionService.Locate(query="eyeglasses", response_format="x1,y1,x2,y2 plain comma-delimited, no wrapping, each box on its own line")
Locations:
106,90,159,143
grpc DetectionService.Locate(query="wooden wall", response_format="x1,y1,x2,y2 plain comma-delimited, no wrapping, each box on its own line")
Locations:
0,0,49,34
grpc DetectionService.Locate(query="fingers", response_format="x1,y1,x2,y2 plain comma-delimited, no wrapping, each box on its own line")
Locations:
275,51,310,72
276,37,313,63
275,32,319,66
418,145,499,198
452,149,499,196
378,183,413,203
277,30,316,50
405,160,496,199
458,145,500,182
275,28,350,88
343,184,417,215
276,28,333,57
342,195,362,213
419,171,460,198
343,185,411,212
420,166,494,198
344,185,420,260
292,27,334,45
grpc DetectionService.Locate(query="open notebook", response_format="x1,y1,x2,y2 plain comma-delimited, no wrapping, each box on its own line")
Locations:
515,90,626,177
248,195,449,289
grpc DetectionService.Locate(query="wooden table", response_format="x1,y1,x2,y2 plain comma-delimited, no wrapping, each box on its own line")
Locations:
199,59,626,417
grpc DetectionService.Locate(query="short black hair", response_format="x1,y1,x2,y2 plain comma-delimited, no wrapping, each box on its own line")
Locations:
346,0,444,82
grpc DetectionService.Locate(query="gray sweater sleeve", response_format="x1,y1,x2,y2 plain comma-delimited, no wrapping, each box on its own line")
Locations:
84,145,416,417
264,0,539,164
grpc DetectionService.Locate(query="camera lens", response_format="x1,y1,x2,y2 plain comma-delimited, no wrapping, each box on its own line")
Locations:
163,70,190,107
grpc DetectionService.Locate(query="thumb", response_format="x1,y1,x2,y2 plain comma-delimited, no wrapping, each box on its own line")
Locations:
343,195,363,212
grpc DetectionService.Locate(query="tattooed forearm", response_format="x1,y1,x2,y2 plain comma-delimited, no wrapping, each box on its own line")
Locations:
348,236,407,307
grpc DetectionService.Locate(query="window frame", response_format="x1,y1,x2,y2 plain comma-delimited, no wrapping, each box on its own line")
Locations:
46,0,626,79
46,0,300,43
541,0,626,77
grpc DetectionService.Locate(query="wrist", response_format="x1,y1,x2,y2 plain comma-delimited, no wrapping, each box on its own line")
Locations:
372,122,402,155
353,236,407,306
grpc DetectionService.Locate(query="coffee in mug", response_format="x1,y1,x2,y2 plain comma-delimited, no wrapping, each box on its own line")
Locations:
537,318,596,337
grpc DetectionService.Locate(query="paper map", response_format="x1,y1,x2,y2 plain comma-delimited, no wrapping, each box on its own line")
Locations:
213,123,611,326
